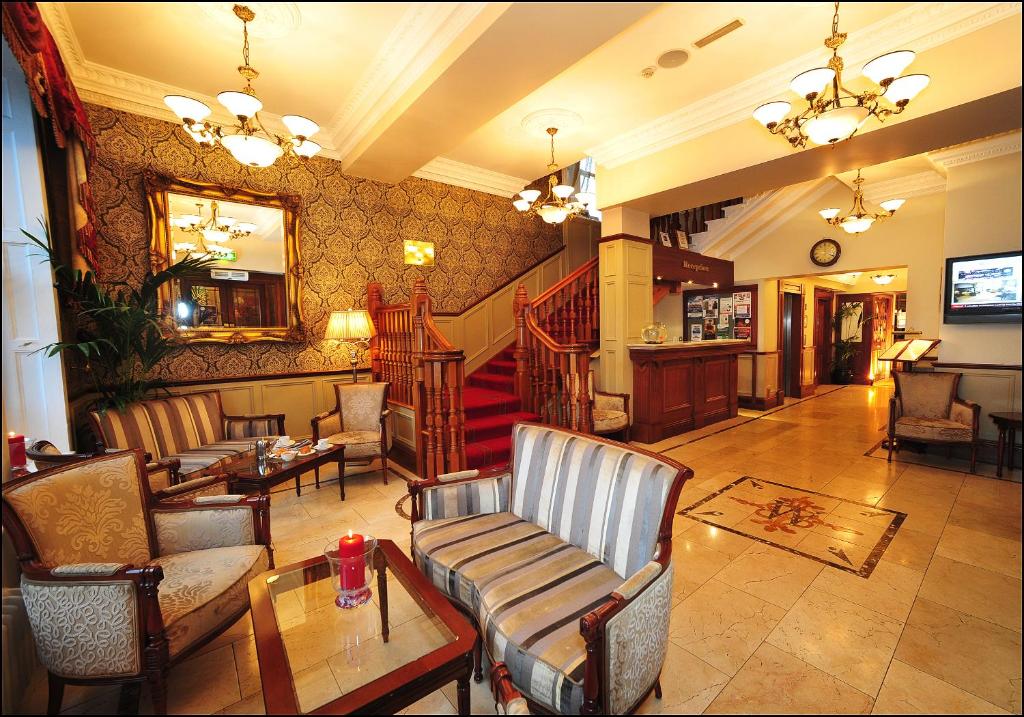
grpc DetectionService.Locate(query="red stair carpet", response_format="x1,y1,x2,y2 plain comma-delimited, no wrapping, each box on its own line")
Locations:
463,345,540,471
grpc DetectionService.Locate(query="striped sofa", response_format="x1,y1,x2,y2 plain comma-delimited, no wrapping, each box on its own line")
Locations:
90,391,284,496
409,423,691,714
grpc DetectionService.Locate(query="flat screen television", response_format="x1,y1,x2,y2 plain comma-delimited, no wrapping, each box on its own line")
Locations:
943,250,1022,324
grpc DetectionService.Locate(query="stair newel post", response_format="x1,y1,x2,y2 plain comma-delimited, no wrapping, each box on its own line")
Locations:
412,280,429,480
577,349,593,433
568,280,579,343
512,284,532,410
366,283,383,381
559,351,571,428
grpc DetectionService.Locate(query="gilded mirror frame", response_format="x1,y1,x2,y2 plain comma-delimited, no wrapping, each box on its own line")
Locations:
145,170,305,343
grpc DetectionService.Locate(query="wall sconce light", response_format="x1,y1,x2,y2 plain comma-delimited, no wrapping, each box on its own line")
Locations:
872,273,896,285
404,239,435,266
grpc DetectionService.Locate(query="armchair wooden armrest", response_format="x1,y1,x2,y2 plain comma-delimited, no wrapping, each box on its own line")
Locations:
149,493,272,565
492,662,531,715
579,560,673,714
19,560,167,683
224,412,286,436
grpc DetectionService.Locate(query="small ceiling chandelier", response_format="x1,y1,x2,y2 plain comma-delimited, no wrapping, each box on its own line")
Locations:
172,201,253,260
163,5,321,168
819,169,905,234
753,1,929,147
872,273,897,285
512,128,594,224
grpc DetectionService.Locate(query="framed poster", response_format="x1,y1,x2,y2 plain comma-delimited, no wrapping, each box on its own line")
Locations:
675,230,689,250
687,296,703,317
658,231,673,247
733,291,751,319
690,323,703,341
702,297,719,318
734,318,752,340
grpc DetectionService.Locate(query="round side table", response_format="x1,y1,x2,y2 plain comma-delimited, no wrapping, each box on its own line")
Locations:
989,412,1022,478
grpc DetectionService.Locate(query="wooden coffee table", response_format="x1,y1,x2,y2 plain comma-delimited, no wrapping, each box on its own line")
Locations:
224,444,346,498
249,539,476,715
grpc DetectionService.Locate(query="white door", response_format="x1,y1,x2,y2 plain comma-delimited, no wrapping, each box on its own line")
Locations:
2,40,71,450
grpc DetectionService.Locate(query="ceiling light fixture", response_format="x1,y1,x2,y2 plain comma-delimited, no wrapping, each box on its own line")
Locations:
872,273,897,285
819,169,906,234
752,1,929,147
163,4,321,167
512,127,594,224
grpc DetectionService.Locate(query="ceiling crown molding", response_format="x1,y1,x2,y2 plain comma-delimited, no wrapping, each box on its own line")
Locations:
587,2,1022,169
412,157,528,197
927,130,1022,168
327,3,491,160
860,170,947,204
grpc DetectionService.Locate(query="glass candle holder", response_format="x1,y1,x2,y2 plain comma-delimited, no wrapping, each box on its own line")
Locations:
324,535,378,609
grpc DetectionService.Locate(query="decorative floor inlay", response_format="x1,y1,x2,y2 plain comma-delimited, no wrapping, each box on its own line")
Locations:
679,477,905,577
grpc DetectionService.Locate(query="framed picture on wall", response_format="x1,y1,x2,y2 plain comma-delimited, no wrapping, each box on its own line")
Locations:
658,231,673,247
690,323,703,341
675,230,689,250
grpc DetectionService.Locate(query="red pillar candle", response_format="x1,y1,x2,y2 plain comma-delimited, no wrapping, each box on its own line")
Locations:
7,433,26,469
337,530,365,591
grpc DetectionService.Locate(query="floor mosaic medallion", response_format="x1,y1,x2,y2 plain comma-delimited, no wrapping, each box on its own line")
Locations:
679,476,906,577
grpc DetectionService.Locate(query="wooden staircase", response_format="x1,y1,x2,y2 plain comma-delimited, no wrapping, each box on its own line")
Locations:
367,257,600,479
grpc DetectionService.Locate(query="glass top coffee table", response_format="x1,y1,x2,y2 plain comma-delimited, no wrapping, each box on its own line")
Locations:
223,444,346,498
249,538,477,714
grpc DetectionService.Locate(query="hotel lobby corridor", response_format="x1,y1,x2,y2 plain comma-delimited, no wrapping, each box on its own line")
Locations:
17,383,1020,715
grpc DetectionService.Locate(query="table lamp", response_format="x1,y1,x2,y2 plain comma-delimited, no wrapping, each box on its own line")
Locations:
325,309,376,383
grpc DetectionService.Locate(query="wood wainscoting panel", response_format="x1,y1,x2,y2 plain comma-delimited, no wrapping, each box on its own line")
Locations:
260,380,319,438
738,353,754,397
956,370,1022,442
215,385,258,415
461,302,491,368
663,362,694,414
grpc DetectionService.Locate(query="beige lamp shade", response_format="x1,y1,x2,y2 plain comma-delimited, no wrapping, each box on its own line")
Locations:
325,309,375,340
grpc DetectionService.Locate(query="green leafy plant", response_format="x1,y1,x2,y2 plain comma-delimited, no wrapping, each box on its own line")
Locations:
26,222,218,410
830,301,873,384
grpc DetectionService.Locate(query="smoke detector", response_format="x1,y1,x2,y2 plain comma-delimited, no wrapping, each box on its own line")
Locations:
640,66,656,79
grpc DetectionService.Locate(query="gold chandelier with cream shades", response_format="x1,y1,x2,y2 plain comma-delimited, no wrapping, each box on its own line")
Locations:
512,128,595,224
819,169,905,234
753,1,930,147
172,200,256,259
163,4,322,168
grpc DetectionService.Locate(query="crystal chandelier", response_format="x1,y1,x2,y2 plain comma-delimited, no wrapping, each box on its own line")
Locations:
163,5,321,168
819,169,905,234
512,128,594,224
753,2,929,147
172,201,254,259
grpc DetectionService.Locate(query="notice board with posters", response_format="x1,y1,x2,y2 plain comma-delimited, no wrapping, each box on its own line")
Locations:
683,284,757,343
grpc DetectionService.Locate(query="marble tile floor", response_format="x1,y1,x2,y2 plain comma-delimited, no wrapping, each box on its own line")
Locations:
16,385,1022,715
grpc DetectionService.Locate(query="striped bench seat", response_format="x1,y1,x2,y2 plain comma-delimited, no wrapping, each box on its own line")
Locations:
163,437,275,478
413,511,622,714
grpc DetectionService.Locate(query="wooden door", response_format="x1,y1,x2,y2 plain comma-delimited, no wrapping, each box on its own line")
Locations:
837,294,873,384
813,289,833,384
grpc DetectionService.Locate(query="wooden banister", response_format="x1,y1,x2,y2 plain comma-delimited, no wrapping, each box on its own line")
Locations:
368,279,466,480
513,258,599,434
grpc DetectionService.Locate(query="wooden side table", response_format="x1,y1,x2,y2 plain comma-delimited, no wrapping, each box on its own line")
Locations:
989,412,1022,478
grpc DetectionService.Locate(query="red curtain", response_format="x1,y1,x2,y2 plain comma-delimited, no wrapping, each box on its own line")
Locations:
3,1,98,271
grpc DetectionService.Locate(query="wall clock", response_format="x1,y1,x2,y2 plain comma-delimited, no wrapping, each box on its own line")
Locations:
810,238,841,267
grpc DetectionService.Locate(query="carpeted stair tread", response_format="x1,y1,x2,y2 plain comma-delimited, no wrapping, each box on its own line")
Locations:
465,436,513,470
487,359,516,375
460,343,532,471
467,372,515,392
465,411,541,442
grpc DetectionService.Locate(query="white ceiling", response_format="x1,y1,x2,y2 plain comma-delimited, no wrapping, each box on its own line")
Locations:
40,2,1022,196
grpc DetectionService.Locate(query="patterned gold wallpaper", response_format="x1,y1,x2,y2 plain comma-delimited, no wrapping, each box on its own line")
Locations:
84,104,562,382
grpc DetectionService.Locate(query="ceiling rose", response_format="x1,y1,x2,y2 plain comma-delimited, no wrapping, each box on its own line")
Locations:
194,1,301,39
521,108,583,139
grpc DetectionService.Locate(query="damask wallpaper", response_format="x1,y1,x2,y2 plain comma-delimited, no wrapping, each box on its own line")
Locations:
83,104,562,383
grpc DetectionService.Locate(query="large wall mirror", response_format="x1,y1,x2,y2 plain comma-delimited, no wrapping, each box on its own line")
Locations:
145,171,304,343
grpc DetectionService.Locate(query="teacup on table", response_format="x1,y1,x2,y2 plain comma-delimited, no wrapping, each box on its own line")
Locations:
316,438,331,451
280,450,298,462
275,436,292,447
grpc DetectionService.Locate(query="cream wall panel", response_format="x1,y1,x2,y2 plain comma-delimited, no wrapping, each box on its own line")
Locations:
431,316,461,350
390,404,417,451
462,303,491,367
261,380,319,438
542,254,563,289
738,354,754,397
489,285,516,348
801,346,816,386
216,386,258,415
957,370,1022,442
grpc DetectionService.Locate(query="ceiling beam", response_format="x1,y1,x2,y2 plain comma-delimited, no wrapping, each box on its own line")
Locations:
341,2,659,184
618,87,1022,218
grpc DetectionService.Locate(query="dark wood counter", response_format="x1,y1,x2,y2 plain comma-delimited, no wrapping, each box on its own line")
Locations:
630,340,750,443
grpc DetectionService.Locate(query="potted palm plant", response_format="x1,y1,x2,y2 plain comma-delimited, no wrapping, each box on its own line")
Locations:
27,224,217,411
830,302,872,385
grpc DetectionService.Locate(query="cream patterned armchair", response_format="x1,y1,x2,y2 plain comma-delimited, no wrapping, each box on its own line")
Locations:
408,423,690,714
1,450,272,715
311,381,392,498
888,371,980,473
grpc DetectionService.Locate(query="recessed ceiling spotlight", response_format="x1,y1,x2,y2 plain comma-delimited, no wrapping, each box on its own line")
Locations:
657,49,689,69
640,66,656,79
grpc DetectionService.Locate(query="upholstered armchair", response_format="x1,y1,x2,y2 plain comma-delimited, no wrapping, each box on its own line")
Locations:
1,450,272,714
888,371,980,473
311,381,392,498
409,423,688,714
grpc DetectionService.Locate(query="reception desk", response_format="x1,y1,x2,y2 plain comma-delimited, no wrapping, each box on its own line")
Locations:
629,339,750,443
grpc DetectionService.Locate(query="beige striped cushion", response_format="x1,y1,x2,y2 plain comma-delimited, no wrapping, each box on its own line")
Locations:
181,392,225,444
412,512,619,714
511,424,679,580
165,438,264,478
225,418,278,440
421,474,511,520
144,397,202,457
91,404,162,460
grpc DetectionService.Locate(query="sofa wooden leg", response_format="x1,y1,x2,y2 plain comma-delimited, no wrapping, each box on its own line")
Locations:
887,437,894,463
147,671,168,715
294,473,301,498
473,634,483,683
46,673,64,715
381,453,389,485
315,465,320,489
339,460,346,501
